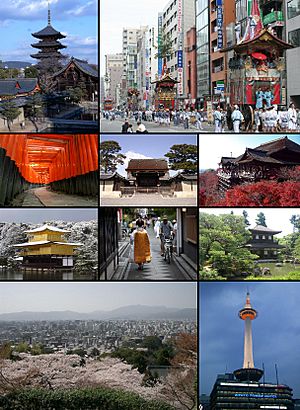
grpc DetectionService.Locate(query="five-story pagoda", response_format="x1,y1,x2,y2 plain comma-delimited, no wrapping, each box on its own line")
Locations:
31,4,67,75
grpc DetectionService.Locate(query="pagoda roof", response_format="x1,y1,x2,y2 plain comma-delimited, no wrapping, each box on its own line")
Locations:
126,158,169,171
32,24,66,39
220,156,237,164
52,57,98,79
169,171,197,180
31,40,67,49
246,242,284,249
249,224,282,234
24,224,71,234
223,28,294,54
14,241,82,247
0,78,39,96
30,51,66,60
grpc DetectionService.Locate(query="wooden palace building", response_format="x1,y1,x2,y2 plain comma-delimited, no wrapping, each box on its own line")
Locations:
218,136,300,190
14,225,82,269
245,224,284,261
100,158,197,198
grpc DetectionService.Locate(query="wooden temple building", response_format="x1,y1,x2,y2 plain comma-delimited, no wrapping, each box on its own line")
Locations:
218,136,300,191
100,158,197,198
14,225,82,269
51,57,98,101
31,6,66,75
245,224,284,261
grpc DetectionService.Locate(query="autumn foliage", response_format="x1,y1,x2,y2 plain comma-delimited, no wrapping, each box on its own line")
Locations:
200,167,300,207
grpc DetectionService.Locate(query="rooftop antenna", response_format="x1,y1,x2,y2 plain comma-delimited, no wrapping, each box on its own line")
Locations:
48,1,51,25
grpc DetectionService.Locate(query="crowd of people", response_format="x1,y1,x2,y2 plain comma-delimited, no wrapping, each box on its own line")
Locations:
102,102,300,133
213,102,300,133
122,215,177,271
101,108,207,132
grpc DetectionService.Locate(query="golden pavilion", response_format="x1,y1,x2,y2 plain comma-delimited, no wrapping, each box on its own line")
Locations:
14,224,82,268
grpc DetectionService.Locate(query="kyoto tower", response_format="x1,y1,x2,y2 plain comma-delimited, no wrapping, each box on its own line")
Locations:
234,292,264,382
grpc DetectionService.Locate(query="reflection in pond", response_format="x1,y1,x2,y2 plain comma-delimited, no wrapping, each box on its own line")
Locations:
0,268,96,281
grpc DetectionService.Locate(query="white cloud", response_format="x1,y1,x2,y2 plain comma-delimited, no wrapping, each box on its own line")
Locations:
117,151,152,177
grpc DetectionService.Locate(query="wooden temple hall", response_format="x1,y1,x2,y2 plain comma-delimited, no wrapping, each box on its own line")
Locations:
14,225,81,269
100,158,197,198
0,134,98,205
218,136,300,190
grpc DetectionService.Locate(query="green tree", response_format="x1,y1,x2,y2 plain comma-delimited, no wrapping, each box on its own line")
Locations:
66,86,86,104
15,342,30,353
142,336,163,351
164,144,197,174
24,66,39,78
0,100,21,130
290,215,300,233
26,93,44,130
100,140,126,173
200,213,258,279
255,212,267,227
242,210,250,226
155,29,173,67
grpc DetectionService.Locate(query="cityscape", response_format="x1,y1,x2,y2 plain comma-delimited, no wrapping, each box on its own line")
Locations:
101,0,300,133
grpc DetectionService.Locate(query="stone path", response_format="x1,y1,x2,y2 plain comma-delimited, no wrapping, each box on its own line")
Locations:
100,193,196,207
125,228,187,281
12,187,98,207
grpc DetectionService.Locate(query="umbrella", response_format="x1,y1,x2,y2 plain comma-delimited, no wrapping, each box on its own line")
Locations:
252,52,267,60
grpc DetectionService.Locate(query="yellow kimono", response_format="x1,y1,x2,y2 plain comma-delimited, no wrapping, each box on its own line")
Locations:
133,228,151,264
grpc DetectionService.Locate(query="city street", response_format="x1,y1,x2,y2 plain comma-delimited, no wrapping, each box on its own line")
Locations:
100,117,213,133
124,228,190,281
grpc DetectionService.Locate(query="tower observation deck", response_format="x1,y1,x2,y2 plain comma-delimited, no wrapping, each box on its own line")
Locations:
233,292,264,382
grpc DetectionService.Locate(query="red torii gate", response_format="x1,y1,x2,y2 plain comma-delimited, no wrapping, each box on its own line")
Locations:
0,134,98,205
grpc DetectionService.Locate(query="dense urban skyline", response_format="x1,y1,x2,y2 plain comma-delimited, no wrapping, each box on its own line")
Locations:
200,282,300,397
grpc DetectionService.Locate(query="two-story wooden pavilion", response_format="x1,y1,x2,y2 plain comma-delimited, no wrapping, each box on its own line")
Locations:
14,224,81,268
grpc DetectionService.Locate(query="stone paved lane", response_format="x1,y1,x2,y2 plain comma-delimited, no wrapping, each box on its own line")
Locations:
100,193,196,207
11,187,98,207
125,228,187,281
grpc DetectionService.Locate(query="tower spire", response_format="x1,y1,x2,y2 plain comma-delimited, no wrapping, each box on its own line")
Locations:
48,1,51,25
233,292,264,382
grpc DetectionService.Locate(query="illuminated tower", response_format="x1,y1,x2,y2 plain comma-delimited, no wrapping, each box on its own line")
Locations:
233,292,264,382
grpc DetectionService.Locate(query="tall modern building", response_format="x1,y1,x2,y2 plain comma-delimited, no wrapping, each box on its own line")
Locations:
285,0,300,106
196,0,210,106
104,53,123,106
160,0,195,105
209,0,235,106
209,293,295,410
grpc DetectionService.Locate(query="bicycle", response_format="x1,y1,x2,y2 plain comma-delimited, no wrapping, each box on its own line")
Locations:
162,235,173,264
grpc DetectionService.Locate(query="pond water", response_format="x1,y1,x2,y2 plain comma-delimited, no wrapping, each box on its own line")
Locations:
257,262,300,277
0,269,96,281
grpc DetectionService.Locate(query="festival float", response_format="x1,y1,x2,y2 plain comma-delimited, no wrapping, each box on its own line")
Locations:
222,0,294,129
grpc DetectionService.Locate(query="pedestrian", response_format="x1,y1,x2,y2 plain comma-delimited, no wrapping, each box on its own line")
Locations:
127,124,133,133
131,219,151,271
183,111,189,129
213,106,222,133
288,103,297,131
159,215,173,256
136,121,148,133
154,217,161,238
121,119,129,133
231,105,244,133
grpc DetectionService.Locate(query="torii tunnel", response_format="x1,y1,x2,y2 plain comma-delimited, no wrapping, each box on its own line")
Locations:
0,134,98,205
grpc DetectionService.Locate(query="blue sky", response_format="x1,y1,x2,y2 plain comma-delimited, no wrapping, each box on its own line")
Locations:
199,134,300,170
0,209,97,223
0,282,197,313
101,134,197,176
200,282,300,398
0,0,97,64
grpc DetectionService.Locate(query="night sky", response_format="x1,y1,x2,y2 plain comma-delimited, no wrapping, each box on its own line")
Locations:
200,282,300,398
